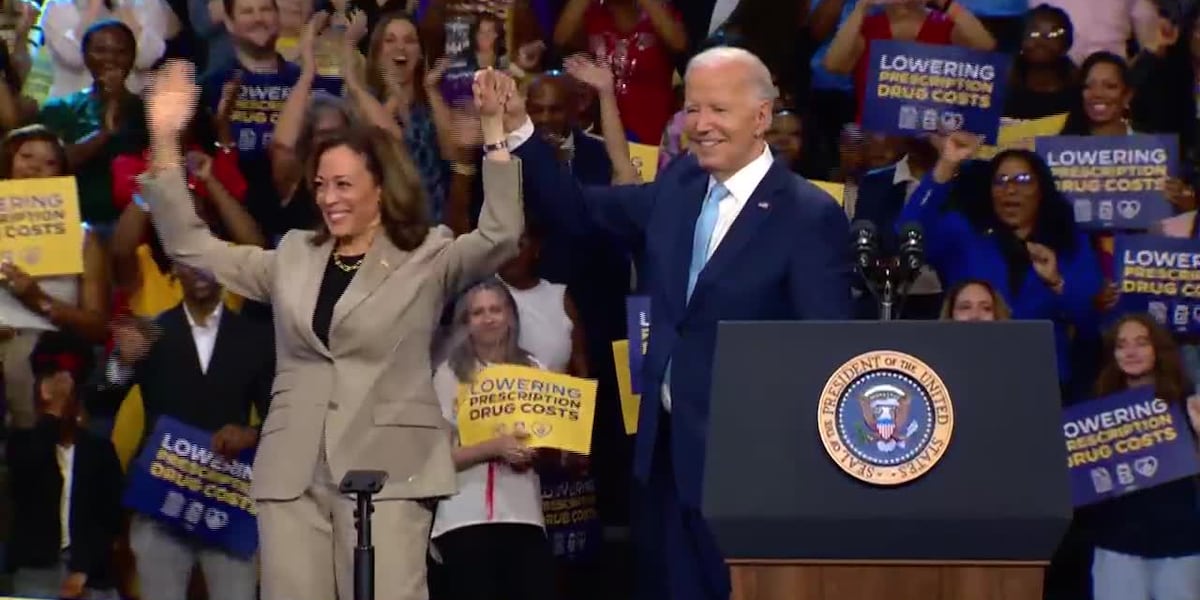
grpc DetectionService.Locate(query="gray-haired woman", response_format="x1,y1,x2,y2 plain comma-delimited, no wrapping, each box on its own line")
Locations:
430,278,557,600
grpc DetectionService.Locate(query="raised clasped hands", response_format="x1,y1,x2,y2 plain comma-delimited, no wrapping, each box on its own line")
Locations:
146,60,201,143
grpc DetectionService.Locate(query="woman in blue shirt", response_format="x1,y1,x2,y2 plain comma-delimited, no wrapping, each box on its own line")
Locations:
902,131,1103,387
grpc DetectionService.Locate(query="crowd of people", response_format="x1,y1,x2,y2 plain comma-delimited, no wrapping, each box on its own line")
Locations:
0,0,1195,598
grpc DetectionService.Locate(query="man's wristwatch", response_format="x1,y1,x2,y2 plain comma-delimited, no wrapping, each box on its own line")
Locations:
482,139,509,153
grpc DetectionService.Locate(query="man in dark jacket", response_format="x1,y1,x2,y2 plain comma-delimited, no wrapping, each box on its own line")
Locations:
7,331,123,599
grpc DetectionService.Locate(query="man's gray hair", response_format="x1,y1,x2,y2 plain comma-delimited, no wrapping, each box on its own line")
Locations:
685,46,778,103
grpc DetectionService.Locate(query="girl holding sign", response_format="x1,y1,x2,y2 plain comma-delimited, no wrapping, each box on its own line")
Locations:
1087,314,1200,600
430,278,557,600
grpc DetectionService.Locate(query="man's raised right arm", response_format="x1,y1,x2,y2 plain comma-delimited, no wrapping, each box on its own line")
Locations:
505,113,657,246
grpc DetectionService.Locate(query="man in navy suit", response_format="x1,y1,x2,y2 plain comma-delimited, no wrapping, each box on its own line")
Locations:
498,45,853,599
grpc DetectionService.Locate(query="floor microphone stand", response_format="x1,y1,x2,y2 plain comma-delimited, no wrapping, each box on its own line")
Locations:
340,470,389,600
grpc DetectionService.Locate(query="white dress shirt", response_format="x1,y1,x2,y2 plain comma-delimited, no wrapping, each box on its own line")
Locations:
183,302,223,374
57,443,74,550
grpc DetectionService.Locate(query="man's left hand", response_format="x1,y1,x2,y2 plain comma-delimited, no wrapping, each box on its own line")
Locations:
212,425,258,458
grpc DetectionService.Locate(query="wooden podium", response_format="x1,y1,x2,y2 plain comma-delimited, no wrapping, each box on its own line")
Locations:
728,560,1045,600
704,322,1071,600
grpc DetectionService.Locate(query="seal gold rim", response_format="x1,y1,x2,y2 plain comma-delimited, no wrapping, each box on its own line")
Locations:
817,350,954,486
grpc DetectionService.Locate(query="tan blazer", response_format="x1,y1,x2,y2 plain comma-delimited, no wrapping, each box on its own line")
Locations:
139,158,524,502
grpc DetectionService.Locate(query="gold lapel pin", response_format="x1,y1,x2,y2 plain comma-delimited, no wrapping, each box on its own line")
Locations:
381,259,390,268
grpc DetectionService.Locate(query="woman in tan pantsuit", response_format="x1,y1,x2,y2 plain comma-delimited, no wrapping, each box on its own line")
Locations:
136,60,525,600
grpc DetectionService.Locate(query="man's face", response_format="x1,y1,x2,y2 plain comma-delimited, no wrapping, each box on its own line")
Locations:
84,27,135,83
226,0,280,53
527,79,572,144
174,262,221,303
684,62,770,178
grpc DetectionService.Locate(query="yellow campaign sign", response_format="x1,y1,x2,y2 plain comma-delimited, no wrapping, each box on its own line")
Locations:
628,142,660,182
976,113,1067,159
457,364,598,455
612,340,639,435
812,180,846,206
0,176,83,276
21,45,52,106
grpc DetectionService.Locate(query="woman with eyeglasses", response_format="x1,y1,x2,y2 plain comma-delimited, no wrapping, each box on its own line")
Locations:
1003,4,1077,123
901,131,1103,388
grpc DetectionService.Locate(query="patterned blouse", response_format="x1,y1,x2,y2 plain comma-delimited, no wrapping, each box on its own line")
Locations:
405,105,449,223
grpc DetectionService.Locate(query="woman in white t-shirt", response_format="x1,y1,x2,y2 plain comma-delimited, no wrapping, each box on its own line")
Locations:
430,278,557,600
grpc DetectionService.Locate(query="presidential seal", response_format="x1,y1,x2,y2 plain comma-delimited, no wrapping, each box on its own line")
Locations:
817,350,954,486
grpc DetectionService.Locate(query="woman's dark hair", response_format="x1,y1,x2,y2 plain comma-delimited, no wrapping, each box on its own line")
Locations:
1095,313,1191,403
306,125,429,251
366,11,429,107
953,149,1078,254
81,19,137,57
1060,51,1129,135
0,125,69,178
469,12,506,58
30,330,95,383
1134,4,1200,162
1010,5,1076,89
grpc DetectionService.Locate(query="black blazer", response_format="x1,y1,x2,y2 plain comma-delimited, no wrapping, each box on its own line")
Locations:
89,303,274,449
6,416,123,585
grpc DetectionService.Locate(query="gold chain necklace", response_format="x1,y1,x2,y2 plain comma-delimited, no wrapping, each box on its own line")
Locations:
332,253,365,272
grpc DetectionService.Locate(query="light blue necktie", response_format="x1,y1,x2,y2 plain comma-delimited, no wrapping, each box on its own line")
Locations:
665,182,729,399
687,182,729,300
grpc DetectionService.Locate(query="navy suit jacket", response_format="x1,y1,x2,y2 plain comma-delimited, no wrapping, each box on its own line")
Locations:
517,136,854,508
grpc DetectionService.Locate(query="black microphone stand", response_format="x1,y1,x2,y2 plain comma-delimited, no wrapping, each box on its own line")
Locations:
340,470,389,600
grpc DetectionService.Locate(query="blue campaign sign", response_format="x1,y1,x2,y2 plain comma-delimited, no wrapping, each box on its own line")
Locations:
540,468,602,563
1063,386,1200,507
123,417,259,558
1114,234,1200,333
1036,134,1178,230
863,40,1010,143
625,296,650,394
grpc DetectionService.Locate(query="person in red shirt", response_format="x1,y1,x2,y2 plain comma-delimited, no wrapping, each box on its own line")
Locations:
553,0,687,144
822,0,996,124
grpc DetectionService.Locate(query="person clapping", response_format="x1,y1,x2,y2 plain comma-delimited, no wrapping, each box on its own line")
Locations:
902,132,1103,390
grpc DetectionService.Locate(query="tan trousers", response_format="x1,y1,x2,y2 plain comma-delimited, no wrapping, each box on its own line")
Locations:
257,446,434,600
4,330,42,430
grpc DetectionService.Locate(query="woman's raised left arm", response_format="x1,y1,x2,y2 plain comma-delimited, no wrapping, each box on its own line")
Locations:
438,70,523,295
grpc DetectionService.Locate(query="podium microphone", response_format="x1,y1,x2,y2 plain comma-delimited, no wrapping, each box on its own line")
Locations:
851,220,879,273
898,222,925,275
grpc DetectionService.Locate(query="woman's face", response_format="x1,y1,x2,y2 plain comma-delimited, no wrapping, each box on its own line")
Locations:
313,144,382,240
991,155,1040,231
10,139,63,179
84,27,135,82
378,19,422,84
467,288,511,348
1082,61,1131,127
475,18,499,53
950,283,996,322
1021,13,1069,64
1115,320,1156,379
